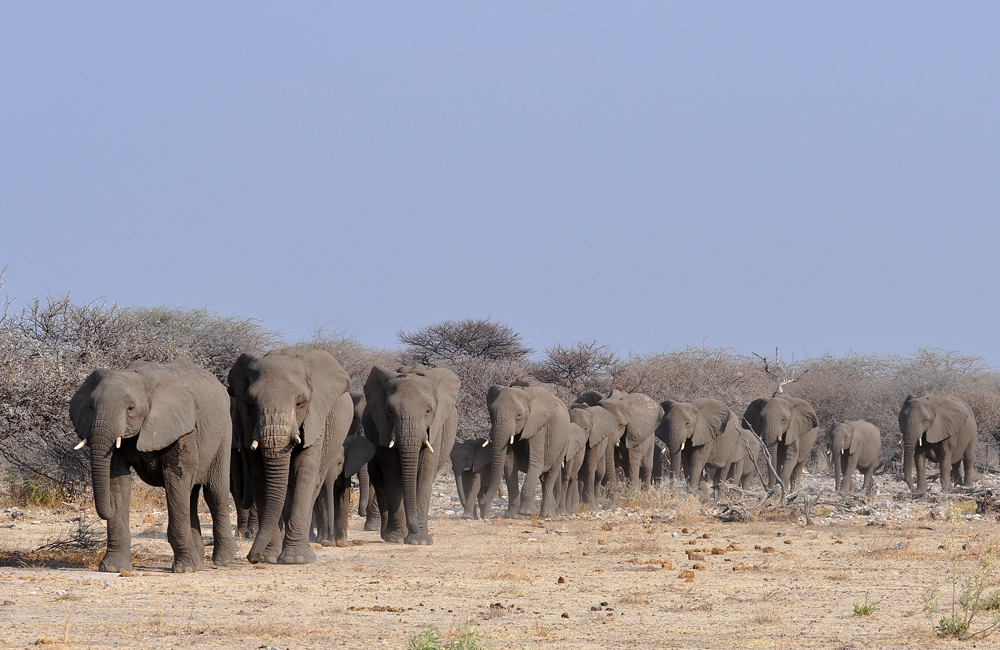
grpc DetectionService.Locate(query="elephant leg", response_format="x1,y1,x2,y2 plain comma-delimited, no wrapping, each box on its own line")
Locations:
405,449,436,545
100,456,134,573
861,466,875,491
468,471,483,520
539,469,559,518
333,474,351,546
202,470,236,567
371,450,406,543
357,463,371,517
189,486,207,565
603,442,618,490
503,453,521,516
163,475,201,573
516,440,545,517
938,447,954,493
964,443,977,486
688,450,708,492
277,446,321,564
460,470,476,519
843,455,859,494
364,487,380,532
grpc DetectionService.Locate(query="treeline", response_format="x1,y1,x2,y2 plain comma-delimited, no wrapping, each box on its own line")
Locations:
2,294,999,499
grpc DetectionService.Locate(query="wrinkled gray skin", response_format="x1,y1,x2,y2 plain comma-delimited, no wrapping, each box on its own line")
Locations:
829,420,881,493
347,391,380,531
568,403,619,510
483,384,571,518
574,391,628,491
657,398,746,496
725,430,764,489
364,365,460,545
742,394,820,492
311,391,377,545
558,422,588,515
70,358,236,573
577,390,661,488
229,348,353,564
450,438,492,519
899,394,977,494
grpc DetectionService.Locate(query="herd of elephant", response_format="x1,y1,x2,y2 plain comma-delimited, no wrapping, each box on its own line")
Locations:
66,349,979,573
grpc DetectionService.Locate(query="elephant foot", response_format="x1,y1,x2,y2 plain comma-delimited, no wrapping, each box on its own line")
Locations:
503,510,523,519
211,537,237,567
364,515,381,532
99,552,132,573
516,508,537,518
246,548,279,564
382,527,406,544
277,543,317,564
321,539,335,547
172,556,204,573
404,532,433,545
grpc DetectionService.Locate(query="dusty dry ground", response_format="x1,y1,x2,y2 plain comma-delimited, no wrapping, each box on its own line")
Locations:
2,474,999,649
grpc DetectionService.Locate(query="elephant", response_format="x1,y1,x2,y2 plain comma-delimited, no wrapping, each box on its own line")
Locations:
450,438,492,519
898,394,977,493
829,420,881,494
230,426,257,539
348,391,380,531
557,422,588,515
310,435,377,545
364,364,460,545
69,358,236,573
229,348,354,564
568,402,620,510
724,429,765,490
483,382,572,518
657,398,747,496
742,394,820,492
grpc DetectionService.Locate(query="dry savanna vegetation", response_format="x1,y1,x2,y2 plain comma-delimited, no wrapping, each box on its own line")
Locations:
3,284,1000,647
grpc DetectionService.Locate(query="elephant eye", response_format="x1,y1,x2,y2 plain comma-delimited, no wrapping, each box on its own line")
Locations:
127,405,135,412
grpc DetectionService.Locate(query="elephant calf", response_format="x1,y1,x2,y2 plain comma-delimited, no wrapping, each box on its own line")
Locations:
450,438,492,519
829,420,881,494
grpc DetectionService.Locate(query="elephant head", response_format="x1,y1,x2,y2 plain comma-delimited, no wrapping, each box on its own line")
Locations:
365,365,460,540
450,439,490,508
228,348,351,558
569,403,618,450
70,361,199,521
742,395,818,448
898,394,969,491
657,398,731,481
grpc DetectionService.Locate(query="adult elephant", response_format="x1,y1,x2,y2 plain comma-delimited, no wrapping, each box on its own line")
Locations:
364,365,460,545
348,391,380,531
229,407,257,539
742,394,819,492
229,348,353,564
450,438,492,519
829,420,881,494
483,383,571,518
577,390,661,488
568,402,620,510
899,394,977,493
70,358,236,573
657,398,747,494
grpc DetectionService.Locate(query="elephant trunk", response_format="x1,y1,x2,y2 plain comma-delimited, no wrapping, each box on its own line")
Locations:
483,416,513,508
89,413,125,521
761,419,784,447
832,448,843,491
397,417,424,537
240,451,254,510
247,409,297,559
670,448,683,483
901,411,922,491
454,467,467,508
766,442,780,488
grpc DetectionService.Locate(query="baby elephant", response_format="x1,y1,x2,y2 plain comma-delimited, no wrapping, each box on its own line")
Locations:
451,438,492,519
829,420,881,493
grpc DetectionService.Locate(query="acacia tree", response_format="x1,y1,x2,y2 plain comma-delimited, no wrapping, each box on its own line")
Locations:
397,318,532,365
533,340,624,396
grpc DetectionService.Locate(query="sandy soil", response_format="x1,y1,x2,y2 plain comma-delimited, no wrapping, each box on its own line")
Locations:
1,473,999,649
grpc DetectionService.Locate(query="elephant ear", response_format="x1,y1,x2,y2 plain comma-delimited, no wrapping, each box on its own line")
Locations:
691,398,731,447
228,353,258,449
848,424,860,455
927,397,967,444
565,423,588,461
69,370,103,439
137,374,197,452
786,398,819,444
425,367,461,443
298,349,352,449
742,399,766,436
342,435,376,478
364,366,398,448
575,390,606,407
522,387,557,441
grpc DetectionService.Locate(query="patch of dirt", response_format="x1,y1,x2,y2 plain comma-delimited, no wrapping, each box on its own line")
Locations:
1,471,999,648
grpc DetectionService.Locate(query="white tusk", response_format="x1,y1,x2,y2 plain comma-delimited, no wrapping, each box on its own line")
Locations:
388,439,395,448
115,437,122,449
251,440,259,450
562,460,565,469
74,439,87,450
917,438,922,447
510,435,515,445
481,439,490,447
423,439,434,453
292,435,301,445
680,441,685,450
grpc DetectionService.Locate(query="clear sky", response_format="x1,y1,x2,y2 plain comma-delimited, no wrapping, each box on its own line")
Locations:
2,4,998,365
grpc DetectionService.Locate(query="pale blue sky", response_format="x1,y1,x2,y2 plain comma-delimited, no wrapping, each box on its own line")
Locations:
2,3,998,364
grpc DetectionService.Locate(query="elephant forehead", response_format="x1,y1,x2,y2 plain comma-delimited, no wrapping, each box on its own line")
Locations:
759,400,790,418
387,376,434,404
490,390,527,411
247,368,308,400
91,372,144,402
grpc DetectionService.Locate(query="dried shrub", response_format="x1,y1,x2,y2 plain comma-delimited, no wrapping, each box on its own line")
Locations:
398,317,532,365
533,340,625,396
